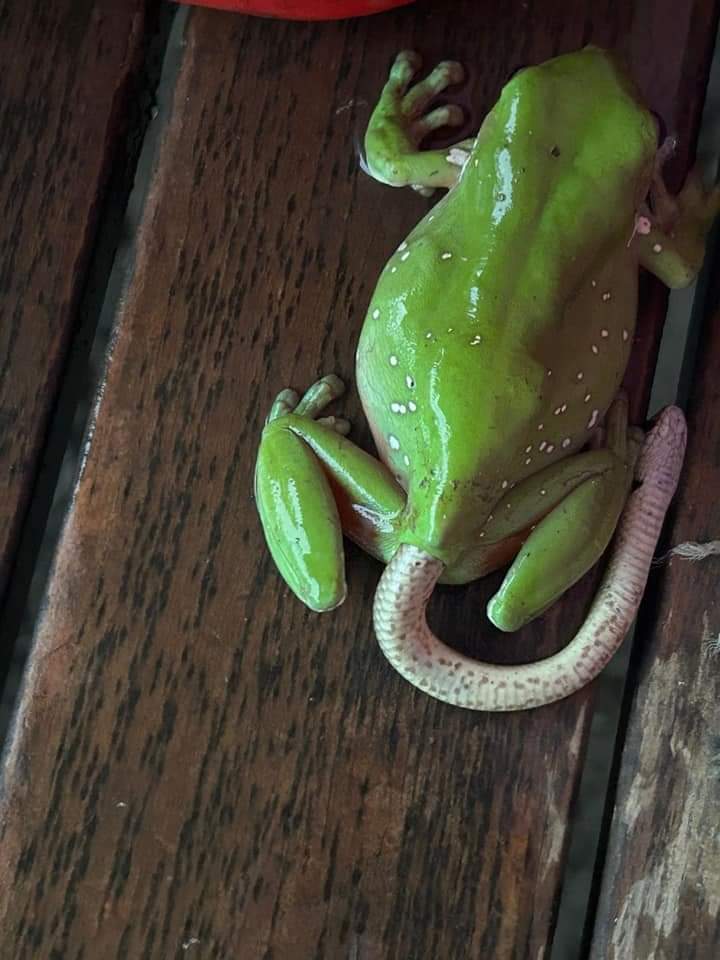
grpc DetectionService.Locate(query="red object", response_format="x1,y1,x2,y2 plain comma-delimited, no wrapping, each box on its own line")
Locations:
175,0,414,18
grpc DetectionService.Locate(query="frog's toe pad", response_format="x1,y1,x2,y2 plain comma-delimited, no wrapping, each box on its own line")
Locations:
317,415,351,436
389,50,422,91
267,388,300,423
267,375,346,424
402,60,464,117
295,374,346,418
411,104,464,141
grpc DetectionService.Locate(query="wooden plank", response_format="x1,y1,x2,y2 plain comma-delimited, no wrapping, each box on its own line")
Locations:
0,2,716,957
588,312,720,956
0,0,146,599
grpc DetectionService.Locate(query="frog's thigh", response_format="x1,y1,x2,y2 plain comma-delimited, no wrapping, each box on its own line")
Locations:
255,417,405,611
484,449,620,543
487,457,631,632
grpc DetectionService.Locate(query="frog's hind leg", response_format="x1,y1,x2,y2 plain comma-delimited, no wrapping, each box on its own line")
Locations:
486,396,639,631
373,403,686,711
256,376,406,612
364,51,474,194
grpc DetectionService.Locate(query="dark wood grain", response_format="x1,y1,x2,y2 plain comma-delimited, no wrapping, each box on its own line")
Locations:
588,320,720,957
0,2,717,957
0,0,146,600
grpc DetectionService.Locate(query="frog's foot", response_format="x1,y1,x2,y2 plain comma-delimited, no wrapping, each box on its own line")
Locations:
364,50,473,193
265,375,349,433
256,377,405,611
373,406,687,711
637,150,720,288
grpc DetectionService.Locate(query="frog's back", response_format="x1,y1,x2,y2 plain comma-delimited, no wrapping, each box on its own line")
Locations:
455,46,658,306
357,48,657,559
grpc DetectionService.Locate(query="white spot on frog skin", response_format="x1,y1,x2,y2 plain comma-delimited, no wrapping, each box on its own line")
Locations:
447,327,454,333
560,403,567,412
400,251,410,261
398,240,408,252
470,335,482,345
591,344,599,354
389,435,400,450
406,375,415,389
479,530,485,538
398,404,407,414
602,291,611,302
538,423,544,431
546,444,555,453
587,409,600,429
428,214,435,222
562,437,571,448
390,266,397,273
389,355,398,366
600,328,609,337
525,445,532,453
441,252,452,260
525,457,532,465
390,402,401,412
501,479,509,489
408,401,417,412
576,372,584,380
403,453,410,466
425,332,433,339
540,488,547,495
539,440,547,451
591,280,597,287
653,242,663,253
372,308,380,319
584,393,592,403
547,369,552,377
554,406,562,416
623,329,629,341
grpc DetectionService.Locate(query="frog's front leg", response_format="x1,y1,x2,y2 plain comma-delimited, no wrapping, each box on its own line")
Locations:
255,376,405,612
364,51,473,194
374,400,687,711
638,158,720,288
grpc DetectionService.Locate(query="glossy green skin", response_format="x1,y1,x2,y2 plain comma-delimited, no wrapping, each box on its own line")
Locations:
256,48,700,623
357,49,655,578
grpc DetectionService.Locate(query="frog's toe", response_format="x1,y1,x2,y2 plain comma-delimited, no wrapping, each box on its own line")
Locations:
411,183,436,197
411,104,464,141
295,374,345,418
266,376,345,424
402,60,465,118
267,388,300,423
388,50,422,93
317,415,351,436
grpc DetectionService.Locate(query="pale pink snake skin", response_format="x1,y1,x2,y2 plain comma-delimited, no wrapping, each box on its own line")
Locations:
373,406,687,711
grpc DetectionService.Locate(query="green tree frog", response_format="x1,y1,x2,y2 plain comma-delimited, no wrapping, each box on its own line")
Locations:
255,47,718,710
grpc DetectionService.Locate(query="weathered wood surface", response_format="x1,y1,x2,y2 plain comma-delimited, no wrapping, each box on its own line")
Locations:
0,2,717,957
588,305,720,958
0,0,146,601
